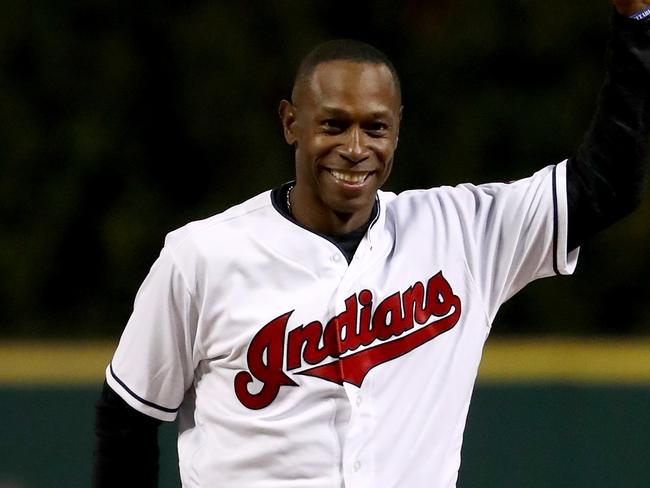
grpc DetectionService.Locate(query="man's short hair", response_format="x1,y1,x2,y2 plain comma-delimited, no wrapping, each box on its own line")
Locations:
292,39,401,102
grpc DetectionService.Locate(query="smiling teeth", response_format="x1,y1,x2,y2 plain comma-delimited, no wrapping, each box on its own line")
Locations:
330,170,369,184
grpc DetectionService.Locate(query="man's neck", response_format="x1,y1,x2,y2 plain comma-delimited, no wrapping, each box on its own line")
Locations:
290,187,376,237
271,182,378,264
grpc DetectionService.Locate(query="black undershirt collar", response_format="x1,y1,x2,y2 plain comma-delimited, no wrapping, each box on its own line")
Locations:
270,182,378,264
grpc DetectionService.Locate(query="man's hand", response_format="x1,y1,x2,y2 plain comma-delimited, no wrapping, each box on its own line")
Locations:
613,0,650,17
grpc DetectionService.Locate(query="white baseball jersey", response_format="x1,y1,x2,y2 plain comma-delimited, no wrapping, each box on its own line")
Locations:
107,160,578,488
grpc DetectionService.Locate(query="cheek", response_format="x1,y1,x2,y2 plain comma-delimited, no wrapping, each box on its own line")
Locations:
295,138,331,176
380,159,394,185
311,134,339,156
375,141,397,165
301,137,340,171
376,146,396,183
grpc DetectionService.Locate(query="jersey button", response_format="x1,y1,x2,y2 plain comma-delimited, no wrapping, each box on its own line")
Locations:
331,254,341,263
356,395,362,406
353,460,362,471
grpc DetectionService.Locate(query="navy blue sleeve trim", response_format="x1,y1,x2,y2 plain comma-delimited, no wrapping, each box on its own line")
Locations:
109,363,180,414
552,165,560,276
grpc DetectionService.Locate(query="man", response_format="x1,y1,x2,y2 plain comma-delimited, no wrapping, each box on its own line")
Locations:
94,2,650,487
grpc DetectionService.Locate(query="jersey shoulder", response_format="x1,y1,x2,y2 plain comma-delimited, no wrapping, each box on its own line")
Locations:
383,163,560,213
379,183,479,216
163,190,274,254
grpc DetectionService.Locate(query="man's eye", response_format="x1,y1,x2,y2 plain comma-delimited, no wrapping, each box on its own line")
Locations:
366,122,388,134
322,120,343,131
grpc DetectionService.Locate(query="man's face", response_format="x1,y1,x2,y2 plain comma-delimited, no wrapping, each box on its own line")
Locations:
280,60,401,230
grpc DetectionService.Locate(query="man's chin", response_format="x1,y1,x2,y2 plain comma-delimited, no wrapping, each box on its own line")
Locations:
329,195,376,220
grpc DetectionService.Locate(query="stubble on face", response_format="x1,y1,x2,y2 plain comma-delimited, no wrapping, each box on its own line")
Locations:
281,60,402,236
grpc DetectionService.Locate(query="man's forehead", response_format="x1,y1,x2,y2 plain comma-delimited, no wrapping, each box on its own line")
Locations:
297,60,400,107
311,60,392,83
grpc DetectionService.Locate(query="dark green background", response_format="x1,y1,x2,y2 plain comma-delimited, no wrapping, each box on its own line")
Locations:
2,0,649,339
2,384,649,487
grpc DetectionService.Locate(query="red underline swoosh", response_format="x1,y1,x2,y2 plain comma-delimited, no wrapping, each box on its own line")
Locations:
297,302,461,387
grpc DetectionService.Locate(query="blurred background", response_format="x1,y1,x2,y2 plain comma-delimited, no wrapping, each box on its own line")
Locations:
1,1,649,487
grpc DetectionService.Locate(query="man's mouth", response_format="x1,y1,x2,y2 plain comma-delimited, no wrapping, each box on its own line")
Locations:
328,169,372,185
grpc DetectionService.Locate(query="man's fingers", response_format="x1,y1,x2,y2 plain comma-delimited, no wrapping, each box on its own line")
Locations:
613,0,650,17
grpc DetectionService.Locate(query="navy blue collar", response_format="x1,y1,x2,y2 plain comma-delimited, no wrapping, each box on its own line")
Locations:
271,182,378,264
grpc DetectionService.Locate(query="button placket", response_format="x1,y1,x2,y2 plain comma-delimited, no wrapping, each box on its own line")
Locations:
341,376,377,486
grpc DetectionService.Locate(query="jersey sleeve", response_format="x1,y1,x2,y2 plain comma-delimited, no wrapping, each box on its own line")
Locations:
455,160,579,323
106,244,198,422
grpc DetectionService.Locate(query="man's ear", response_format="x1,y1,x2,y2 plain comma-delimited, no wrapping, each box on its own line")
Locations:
279,99,298,146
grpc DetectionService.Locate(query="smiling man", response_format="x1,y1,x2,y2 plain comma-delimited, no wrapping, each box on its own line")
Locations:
94,3,650,488
279,52,401,235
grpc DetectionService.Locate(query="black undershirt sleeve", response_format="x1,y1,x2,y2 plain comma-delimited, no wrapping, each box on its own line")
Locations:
566,12,650,251
93,380,162,487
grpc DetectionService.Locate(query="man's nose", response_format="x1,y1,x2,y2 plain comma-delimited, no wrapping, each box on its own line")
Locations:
338,127,369,163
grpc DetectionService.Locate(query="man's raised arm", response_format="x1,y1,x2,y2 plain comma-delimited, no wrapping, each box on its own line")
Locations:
567,1,650,250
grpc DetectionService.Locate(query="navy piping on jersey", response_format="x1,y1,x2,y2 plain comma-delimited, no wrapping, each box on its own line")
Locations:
109,363,180,414
551,165,560,276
